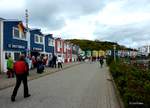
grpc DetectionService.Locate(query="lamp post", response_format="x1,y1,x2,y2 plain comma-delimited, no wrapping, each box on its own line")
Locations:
113,45,116,62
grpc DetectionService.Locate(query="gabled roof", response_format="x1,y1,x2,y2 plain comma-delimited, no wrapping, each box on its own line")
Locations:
45,34,54,39
0,17,5,20
30,29,44,36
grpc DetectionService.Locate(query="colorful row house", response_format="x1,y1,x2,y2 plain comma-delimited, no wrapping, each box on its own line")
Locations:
72,45,80,62
55,38,73,63
106,50,138,58
0,18,80,73
0,19,28,72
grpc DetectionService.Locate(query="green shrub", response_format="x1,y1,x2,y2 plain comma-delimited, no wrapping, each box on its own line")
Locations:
109,61,150,107
106,56,114,66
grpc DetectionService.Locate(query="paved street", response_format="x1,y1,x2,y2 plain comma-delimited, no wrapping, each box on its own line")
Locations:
0,62,80,90
0,62,120,108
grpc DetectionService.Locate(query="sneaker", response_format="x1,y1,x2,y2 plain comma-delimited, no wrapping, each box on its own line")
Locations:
24,94,31,98
11,96,15,102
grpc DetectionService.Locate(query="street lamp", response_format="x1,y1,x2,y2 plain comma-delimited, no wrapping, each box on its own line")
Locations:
113,45,116,62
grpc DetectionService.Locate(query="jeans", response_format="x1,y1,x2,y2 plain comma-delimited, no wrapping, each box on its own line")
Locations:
12,73,29,97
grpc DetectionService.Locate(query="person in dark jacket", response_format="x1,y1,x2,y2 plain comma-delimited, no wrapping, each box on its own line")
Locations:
36,56,44,73
11,54,30,102
99,56,104,68
52,54,57,68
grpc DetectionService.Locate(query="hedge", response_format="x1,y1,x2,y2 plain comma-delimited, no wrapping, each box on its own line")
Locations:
107,58,150,108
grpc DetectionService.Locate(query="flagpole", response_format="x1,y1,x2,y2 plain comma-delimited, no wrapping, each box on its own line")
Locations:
25,9,28,30
25,9,30,57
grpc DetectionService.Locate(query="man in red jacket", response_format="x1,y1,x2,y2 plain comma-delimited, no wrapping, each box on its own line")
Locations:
11,54,31,102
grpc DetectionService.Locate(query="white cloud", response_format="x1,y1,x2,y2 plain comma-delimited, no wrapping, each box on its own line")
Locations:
0,0,25,10
0,0,150,48
51,15,97,40
93,0,150,48
95,1,150,25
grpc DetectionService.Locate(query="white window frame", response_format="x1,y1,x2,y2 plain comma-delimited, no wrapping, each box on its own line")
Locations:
59,41,62,48
34,34,43,44
39,36,43,43
57,41,60,52
13,27,26,41
48,38,54,46
64,43,67,52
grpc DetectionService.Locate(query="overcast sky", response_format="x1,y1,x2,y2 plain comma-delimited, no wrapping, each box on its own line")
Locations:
0,0,150,48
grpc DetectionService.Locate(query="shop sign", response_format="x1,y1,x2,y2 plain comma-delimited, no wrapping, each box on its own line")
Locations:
32,47,42,51
7,44,26,49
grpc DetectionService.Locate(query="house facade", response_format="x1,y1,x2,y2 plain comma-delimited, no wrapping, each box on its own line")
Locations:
55,38,65,62
45,34,55,59
72,45,79,62
66,42,72,63
30,29,44,57
0,18,81,73
138,45,150,56
0,19,28,72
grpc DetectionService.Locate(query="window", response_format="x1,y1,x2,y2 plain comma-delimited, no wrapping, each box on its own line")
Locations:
64,43,66,52
40,36,43,43
34,34,43,44
52,40,54,46
57,41,60,51
13,27,19,38
48,38,54,46
14,52,20,61
5,52,11,59
35,35,39,43
13,27,26,40
21,32,26,39
59,41,61,48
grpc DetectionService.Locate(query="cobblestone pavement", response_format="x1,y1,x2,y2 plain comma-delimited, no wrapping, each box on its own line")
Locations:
0,62,120,108
0,62,80,90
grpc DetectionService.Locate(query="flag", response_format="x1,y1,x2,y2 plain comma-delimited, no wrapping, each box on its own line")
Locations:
18,22,25,34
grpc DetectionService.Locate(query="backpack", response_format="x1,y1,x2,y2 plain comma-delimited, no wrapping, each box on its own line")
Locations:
39,64,44,71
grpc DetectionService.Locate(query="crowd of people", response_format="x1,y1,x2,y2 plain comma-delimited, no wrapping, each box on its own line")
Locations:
5,53,105,102
6,54,63,78
5,53,64,102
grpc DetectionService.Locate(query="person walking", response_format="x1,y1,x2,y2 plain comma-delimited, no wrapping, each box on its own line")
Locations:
36,56,44,74
57,55,63,69
31,56,36,68
49,54,53,67
7,55,14,78
99,56,104,68
11,54,30,102
52,54,57,68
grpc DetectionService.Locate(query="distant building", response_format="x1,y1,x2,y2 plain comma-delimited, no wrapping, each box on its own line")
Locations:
44,34,55,59
98,50,105,57
71,45,79,62
55,38,65,62
138,45,150,56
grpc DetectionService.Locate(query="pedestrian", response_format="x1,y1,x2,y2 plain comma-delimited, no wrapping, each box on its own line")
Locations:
25,55,30,76
7,55,14,78
52,54,57,68
37,56,44,73
42,55,48,66
48,54,53,67
99,56,104,68
57,55,63,68
31,56,36,68
11,54,30,102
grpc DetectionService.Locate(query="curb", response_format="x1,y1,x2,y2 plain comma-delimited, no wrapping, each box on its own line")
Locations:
107,67,125,108
0,62,81,91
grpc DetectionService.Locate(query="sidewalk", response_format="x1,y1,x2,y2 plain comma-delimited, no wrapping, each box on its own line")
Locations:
0,62,81,90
